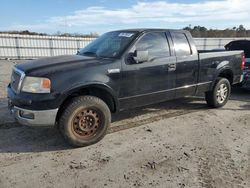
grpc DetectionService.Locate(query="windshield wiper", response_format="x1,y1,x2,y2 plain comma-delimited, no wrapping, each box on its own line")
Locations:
81,51,98,57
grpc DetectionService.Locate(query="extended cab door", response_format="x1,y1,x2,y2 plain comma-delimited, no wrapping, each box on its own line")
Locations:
119,31,177,110
170,31,199,97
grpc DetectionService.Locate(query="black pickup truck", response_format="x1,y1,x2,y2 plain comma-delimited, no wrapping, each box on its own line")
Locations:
8,29,244,147
225,40,250,89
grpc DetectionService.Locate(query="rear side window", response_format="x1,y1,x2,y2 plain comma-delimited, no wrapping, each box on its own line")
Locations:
135,32,170,62
171,32,192,56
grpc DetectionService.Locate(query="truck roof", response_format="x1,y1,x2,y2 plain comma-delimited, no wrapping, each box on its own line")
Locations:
112,28,187,33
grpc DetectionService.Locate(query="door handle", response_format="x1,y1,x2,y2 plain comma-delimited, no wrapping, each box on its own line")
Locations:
168,63,176,71
107,69,120,74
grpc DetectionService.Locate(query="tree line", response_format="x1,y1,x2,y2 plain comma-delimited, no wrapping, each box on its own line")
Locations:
183,25,250,38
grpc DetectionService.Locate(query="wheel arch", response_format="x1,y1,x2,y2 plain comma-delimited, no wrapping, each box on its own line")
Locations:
210,68,234,90
217,68,234,85
56,83,119,122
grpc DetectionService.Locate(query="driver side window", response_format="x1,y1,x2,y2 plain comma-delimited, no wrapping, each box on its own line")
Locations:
135,32,170,62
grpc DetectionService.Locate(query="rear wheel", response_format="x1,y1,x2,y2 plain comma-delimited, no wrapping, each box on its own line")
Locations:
205,78,231,108
59,96,111,147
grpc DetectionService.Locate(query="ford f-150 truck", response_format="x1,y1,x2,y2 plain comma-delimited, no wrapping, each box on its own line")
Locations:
7,29,244,147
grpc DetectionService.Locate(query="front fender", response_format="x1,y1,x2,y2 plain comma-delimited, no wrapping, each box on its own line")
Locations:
60,82,119,111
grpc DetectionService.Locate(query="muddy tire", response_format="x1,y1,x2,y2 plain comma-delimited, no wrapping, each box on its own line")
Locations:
59,96,111,147
205,78,231,108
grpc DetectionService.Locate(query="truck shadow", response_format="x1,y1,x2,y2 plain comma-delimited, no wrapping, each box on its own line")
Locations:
0,89,249,153
223,88,250,111
112,97,208,123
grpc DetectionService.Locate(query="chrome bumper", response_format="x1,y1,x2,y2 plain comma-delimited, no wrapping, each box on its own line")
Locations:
10,106,58,127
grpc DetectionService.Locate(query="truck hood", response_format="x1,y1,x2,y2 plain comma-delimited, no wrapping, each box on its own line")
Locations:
16,55,113,76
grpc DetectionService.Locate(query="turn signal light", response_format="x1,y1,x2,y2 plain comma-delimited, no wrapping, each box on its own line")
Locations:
42,79,51,89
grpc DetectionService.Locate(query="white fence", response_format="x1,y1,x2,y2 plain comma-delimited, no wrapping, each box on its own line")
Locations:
0,34,95,59
195,37,250,50
0,33,250,59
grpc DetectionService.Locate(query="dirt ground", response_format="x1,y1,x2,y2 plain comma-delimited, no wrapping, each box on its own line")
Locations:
0,60,250,188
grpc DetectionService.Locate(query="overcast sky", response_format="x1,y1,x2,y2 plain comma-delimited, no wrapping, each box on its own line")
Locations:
0,0,249,34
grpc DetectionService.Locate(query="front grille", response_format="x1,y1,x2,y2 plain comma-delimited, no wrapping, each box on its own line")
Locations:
11,69,22,93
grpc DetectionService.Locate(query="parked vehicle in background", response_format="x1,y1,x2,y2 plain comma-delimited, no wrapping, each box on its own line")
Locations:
225,40,250,89
8,29,244,147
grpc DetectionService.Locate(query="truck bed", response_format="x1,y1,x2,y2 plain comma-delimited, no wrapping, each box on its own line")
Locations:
198,50,244,85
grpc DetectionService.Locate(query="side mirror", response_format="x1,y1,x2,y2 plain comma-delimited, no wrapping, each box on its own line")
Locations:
135,50,149,63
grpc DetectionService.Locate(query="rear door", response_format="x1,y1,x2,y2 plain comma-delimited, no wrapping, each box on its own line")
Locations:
170,31,199,97
119,31,176,110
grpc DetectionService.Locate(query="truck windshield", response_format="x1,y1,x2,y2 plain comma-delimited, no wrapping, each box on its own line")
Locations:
79,31,139,58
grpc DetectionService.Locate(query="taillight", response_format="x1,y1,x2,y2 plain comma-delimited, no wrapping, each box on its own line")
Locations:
241,55,245,70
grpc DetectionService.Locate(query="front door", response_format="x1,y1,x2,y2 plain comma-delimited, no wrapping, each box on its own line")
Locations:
119,32,176,110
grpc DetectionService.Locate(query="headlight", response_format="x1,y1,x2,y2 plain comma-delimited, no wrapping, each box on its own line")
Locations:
21,76,51,93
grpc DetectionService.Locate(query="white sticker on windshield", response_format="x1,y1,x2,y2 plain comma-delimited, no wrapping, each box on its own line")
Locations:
118,33,134,38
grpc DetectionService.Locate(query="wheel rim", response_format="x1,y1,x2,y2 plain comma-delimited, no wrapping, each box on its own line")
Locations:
216,83,228,104
71,107,103,140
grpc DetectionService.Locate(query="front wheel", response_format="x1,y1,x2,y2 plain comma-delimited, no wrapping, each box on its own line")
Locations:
205,78,231,108
59,96,111,147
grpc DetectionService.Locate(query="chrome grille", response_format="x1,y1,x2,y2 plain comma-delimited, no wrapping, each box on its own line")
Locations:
10,68,25,93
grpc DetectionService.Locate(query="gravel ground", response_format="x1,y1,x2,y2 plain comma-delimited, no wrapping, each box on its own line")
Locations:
0,60,250,188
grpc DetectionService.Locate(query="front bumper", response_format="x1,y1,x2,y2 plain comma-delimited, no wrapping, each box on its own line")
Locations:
9,104,58,127
7,84,60,127
7,84,62,111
